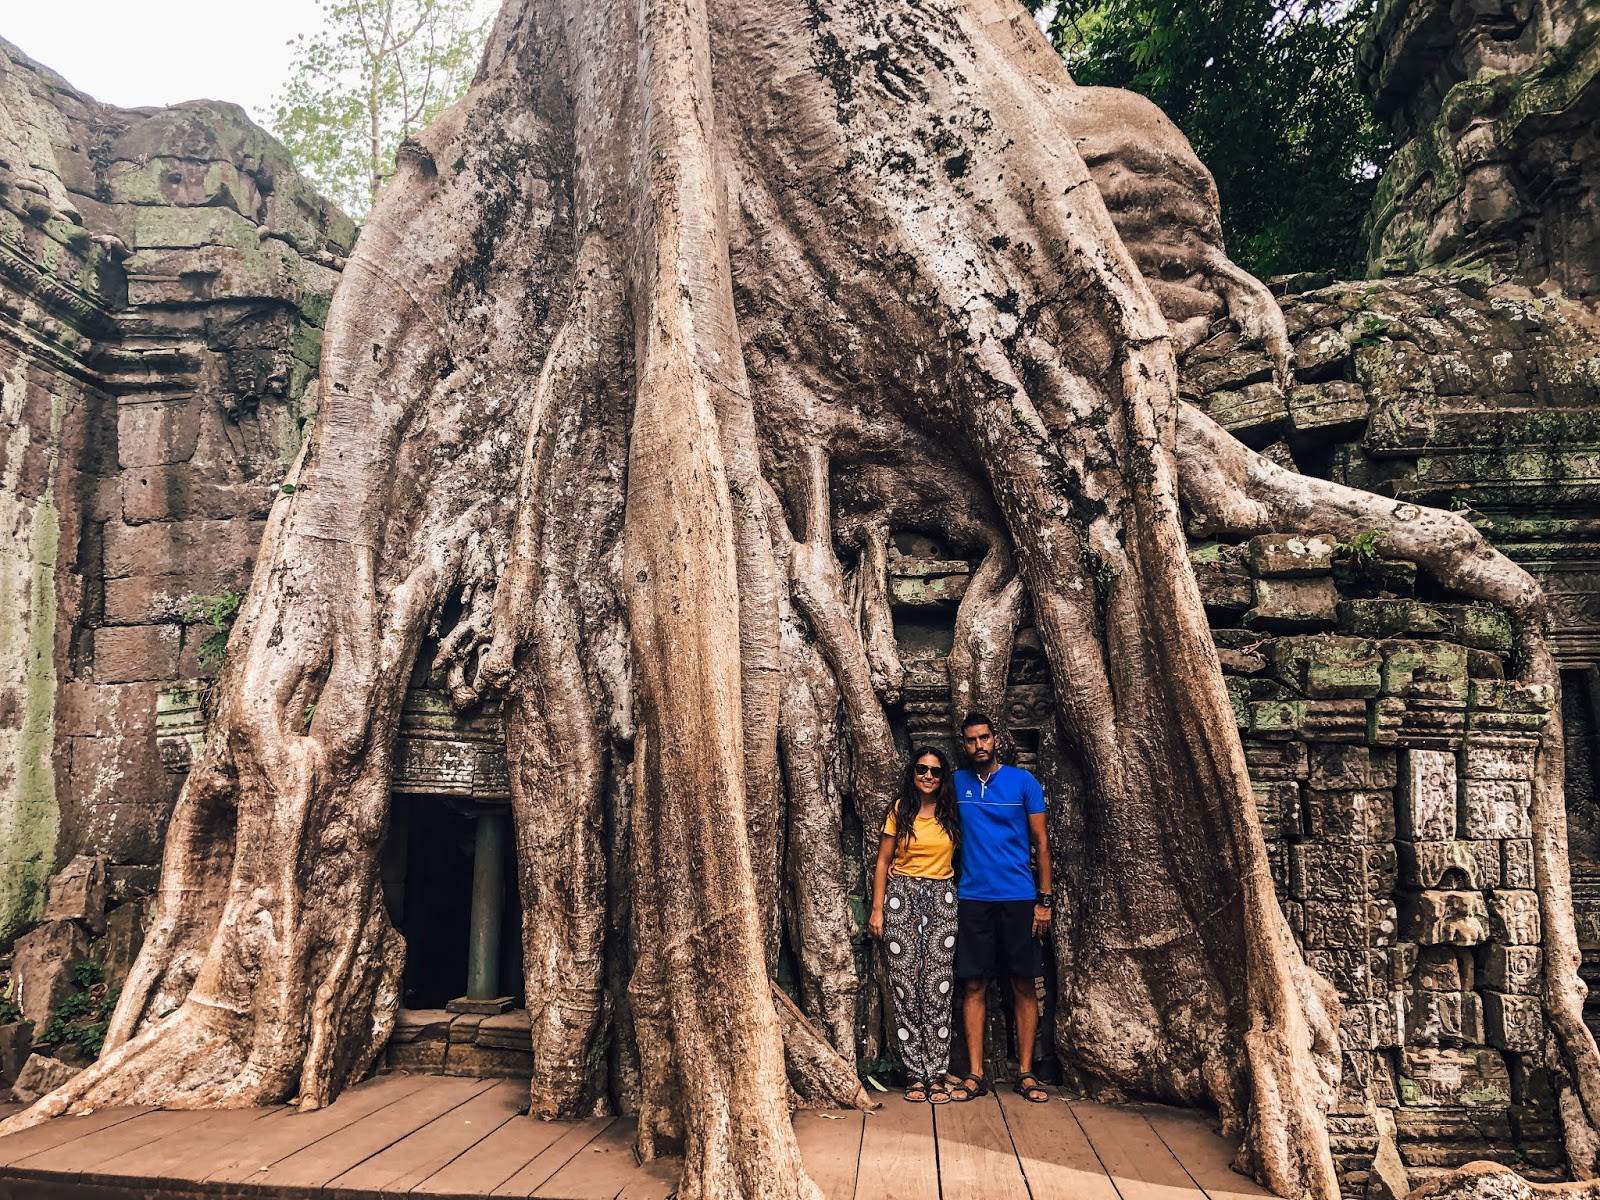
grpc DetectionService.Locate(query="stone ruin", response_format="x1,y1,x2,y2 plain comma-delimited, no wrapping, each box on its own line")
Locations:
1,1,1599,1193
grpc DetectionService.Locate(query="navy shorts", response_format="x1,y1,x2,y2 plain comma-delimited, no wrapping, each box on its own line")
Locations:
954,898,1043,980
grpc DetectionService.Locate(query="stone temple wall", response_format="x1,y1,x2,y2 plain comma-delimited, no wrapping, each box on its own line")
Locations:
1360,0,1600,295
0,37,352,942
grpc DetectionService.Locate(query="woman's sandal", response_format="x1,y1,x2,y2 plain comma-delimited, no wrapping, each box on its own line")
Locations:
928,1081,951,1105
949,1073,988,1102
904,1079,928,1103
1014,1072,1049,1103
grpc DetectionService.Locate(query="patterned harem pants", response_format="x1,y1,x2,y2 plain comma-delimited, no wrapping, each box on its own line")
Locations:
883,874,959,1083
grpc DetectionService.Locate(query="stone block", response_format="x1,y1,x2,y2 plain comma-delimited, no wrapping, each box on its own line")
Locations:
11,920,92,1029
389,1009,452,1044
1244,576,1338,632
1309,744,1397,791
1462,742,1537,782
1402,891,1488,947
1501,840,1534,890
1252,781,1301,838
1202,383,1286,438
1460,779,1532,840
1466,649,1505,680
11,1054,82,1105
116,399,203,469
385,1039,447,1072
1287,380,1367,434
1269,637,1382,699
1406,988,1483,1046
1484,945,1541,994
1248,699,1306,738
1195,560,1253,617
1339,599,1451,639
1398,1047,1511,1108
91,624,183,684
1483,992,1544,1052
1305,899,1397,948
1381,642,1468,702
1487,890,1540,945
478,1009,532,1051
1303,789,1396,843
1248,533,1336,577
1246,741,1308,781
0,1024,32,1087
1307,949,1371,999
1291,845,1365,900
1303,698,1371,743
102,518,262,582
1435,604,1514,653
102,899,151,992
1398,749,1456,841
42,855,108,933
442,1042,534,1079
1397,841,1498,891
106,865,160,905
1213,630,1267,674
1411,949,1461,992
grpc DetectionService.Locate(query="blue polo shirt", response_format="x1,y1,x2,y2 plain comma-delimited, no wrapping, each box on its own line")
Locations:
953,764,1046,902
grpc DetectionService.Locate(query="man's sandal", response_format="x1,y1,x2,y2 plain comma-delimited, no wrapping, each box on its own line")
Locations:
1014,1072,1049,1103
928,1080,951,1105
904,1079,928,1103
949,1073,988,1102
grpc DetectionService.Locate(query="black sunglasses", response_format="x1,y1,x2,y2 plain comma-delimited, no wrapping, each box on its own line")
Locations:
914,764,943,777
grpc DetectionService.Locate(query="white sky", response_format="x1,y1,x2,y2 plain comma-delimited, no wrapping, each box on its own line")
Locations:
4,1,331,125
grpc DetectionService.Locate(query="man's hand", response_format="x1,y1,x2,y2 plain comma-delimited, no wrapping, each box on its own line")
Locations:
1032,905,1052,939
869,908,884,940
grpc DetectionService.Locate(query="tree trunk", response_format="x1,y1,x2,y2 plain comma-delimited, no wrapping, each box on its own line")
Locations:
5,2,1596,1198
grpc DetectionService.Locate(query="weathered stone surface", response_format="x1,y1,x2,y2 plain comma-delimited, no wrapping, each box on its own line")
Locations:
41,855,108,933
1397,749,1456,842
1249,533,1336,577
11,1053,82,1104
1304,788,1397,844
101,898,151,992
1244,576,1340,632
1405,988,1483,1047
1397,841,1498,892
1397,1047,1511,1108
1339,600,1450,639
0,1024,33,1087
11,920,91,1029
1487,890,1541,946
1460,779,1532,841
1402,891,1488,947
1482,991,1545,1053
1484,945,1542,995
1269,637,1382,699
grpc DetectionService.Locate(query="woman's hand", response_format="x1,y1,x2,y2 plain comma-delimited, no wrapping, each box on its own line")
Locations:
869,908,884,940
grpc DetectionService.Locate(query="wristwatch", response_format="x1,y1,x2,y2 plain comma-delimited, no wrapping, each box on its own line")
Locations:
1035,893,1053,909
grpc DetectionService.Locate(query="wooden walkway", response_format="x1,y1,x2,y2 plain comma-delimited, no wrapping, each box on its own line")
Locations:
0,1073,1278,1199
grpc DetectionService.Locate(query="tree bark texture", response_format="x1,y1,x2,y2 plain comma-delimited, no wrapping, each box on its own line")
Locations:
4,1,1598,1198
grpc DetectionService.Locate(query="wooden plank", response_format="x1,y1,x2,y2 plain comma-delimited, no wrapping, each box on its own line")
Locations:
531,1118,661,1199
256,1075,493,1187
411,1111,579,1196
13,1109,219,1172
90,1106,291,1182
1141,1106,1277,1200
794,1110,863,1200
935,1093,1030,1200
0,1107,154,1167
329,1078,525,1192
995,1087,1122,1200
853,1096,936,1200
1071,1101,1207,1200
202,1072,432,1182
489,1116,612,1197
615,1156,682,1200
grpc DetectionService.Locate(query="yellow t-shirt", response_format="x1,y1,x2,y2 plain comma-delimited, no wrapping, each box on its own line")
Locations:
883,811,955,880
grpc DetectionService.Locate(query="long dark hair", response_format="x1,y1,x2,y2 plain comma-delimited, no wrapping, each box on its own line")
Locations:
894,746,960,856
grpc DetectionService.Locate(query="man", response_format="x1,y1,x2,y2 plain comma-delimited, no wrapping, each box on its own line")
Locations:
947,711,1052,1103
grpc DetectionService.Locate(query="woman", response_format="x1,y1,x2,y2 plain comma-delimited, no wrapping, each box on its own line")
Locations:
869,746,961,1103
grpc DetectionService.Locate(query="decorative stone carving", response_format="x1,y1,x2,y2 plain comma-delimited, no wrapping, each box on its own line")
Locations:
1398,749,1457,841
1486,890,1541,946
1403,891,1489,947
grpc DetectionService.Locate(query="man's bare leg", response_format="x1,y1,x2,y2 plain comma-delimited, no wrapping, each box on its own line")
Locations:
963,977,988,1078
1012,975,1039,1075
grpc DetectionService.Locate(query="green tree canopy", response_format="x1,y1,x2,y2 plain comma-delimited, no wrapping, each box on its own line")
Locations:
1030,0,1389,279
272,0,489,220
